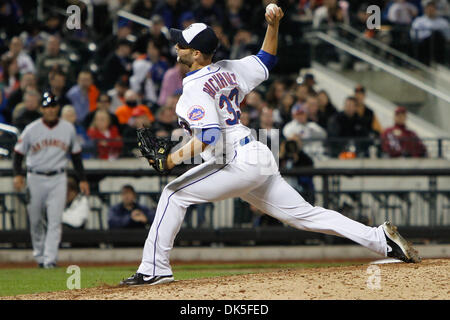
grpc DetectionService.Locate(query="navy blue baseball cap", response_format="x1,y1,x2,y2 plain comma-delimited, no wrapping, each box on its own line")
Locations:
170,23,219,54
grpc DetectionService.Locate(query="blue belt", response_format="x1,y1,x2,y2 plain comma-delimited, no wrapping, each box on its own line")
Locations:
239,135,254,146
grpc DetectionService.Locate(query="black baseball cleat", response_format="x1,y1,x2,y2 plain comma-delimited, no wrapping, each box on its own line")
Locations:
382,221,421,263
119,273,174,286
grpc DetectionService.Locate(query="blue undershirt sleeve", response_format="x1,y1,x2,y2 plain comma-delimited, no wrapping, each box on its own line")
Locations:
256,50,278,71
194,127,221,146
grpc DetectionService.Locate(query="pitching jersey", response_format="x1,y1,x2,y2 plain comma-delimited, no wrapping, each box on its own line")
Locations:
176,55,268,160
14,118,81,171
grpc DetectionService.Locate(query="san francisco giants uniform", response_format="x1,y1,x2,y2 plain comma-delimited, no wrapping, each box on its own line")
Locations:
14,118,81,266
136,52,388,277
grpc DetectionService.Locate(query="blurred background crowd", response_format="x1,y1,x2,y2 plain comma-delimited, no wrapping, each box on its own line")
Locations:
0,0,448,165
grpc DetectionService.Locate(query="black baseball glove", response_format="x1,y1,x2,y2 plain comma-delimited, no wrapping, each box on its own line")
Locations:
136,128,179,174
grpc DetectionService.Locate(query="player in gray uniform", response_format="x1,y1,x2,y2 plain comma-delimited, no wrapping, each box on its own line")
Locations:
13,92,90,268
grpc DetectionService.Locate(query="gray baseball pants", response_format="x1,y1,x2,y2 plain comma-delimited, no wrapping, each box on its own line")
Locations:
26,172,67,265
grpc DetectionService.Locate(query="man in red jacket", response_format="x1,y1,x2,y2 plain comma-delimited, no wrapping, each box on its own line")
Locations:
381,106,427,158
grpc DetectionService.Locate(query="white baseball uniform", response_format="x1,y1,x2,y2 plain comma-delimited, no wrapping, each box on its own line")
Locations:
137,55,388,276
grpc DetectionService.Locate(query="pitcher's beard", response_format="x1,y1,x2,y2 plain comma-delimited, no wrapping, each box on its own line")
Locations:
177,55,192,68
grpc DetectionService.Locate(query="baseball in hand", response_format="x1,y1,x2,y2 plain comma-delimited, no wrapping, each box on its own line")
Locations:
266,3,278,15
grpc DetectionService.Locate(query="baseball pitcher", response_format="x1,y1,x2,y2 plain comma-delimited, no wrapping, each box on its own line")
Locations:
121,6,420,286
13,92,90,268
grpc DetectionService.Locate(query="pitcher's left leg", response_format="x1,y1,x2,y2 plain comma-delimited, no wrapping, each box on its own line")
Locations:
241,173,387,256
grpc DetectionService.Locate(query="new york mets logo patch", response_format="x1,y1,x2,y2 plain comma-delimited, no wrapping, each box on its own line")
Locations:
187,105,205,121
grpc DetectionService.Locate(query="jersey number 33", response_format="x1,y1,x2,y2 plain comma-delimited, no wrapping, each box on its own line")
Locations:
219,87,241,126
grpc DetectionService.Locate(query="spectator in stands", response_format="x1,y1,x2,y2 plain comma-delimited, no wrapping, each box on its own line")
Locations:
313,0,350,29
410,0,450,64
294,83,310,107
47,69,71,108
108,78,129,113
83,93,120,131
229,27,259,59
387,0,419,25
381,106,427,157
99,39,132,91
354,84,382,136
327,96,369,157
151,104,179,134
306,94,321,124
179,11,196,29
131,0,155,30
153,0,190,29
42,13,63,35
12,89,41,132
121,107,153,157
157,62,187,107
266,79,287,108
115,89,155,125
21,21,46,61
3,36,35,75
62,176,90,230
433,0,450,17
243,90,265,122
278,91,296,126
108,185,155,229
1,54,20,97
0,0,22,38
3,72,37,124
130,39,169,107
87,109,123,160
97,19,132,62
60,105,92,156
279,138,315,204
135,15,172,60
211,22,231,61
317,89,338,131
194,0,225,26
283,103,327,160
252,106,280,158
36,36,72,88
223,0,249,39
66,70,100,124
301,73,317,92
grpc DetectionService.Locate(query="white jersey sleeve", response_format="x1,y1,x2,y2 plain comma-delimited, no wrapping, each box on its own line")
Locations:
177,86,220,131
231,55,269,96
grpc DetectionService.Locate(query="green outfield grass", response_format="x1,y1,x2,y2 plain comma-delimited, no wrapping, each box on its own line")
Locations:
0,261,361,297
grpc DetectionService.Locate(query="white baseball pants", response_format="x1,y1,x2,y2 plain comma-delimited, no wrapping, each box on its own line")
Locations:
137,141,387,276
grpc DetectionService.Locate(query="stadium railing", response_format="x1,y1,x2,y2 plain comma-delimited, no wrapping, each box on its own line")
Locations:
0,167,449,247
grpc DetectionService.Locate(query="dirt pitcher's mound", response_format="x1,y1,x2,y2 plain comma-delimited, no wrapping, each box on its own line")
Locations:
7,259,450,300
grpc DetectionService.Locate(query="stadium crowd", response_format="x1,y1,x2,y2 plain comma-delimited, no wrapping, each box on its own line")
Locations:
1,0,445,165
